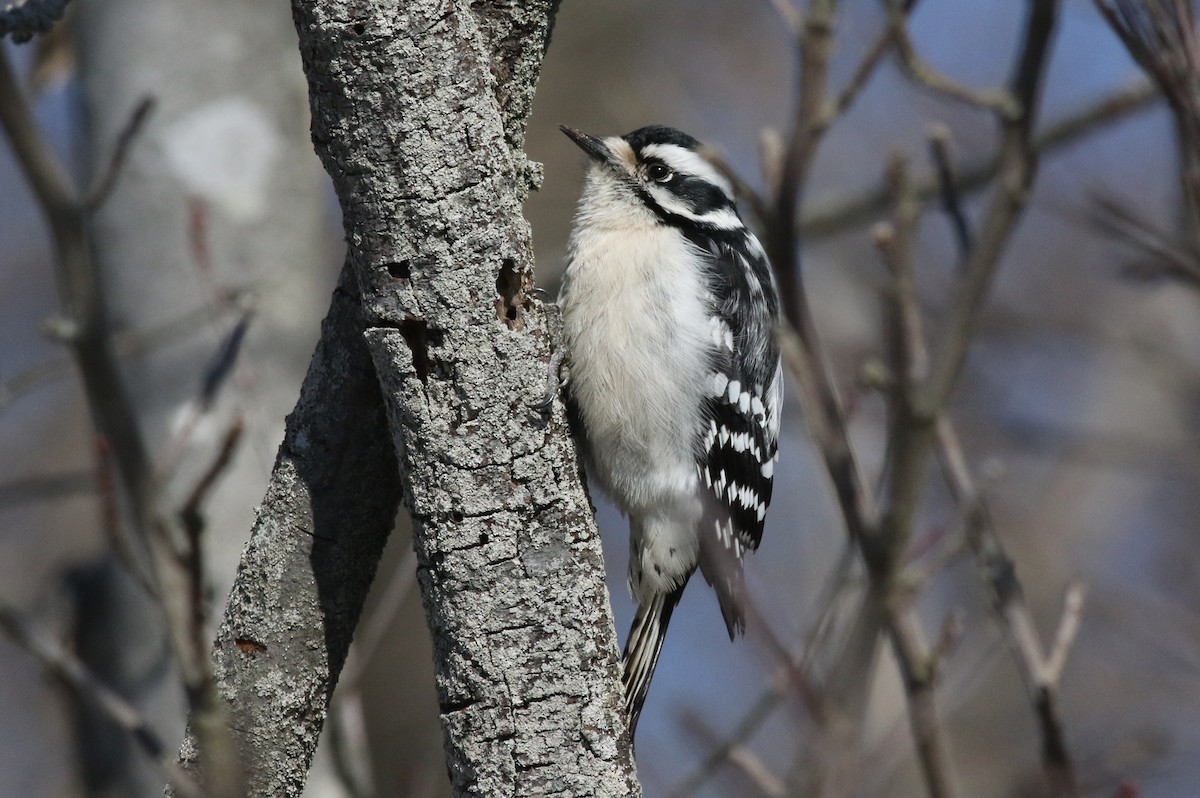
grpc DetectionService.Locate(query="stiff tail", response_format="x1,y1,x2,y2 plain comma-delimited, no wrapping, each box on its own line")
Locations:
621,584,687,739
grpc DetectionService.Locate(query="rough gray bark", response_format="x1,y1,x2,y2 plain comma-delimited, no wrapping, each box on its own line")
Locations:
188,1,639,796
289,0,638,794
181,263,403,797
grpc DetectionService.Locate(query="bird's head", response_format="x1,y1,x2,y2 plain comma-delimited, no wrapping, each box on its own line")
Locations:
560,124,742,231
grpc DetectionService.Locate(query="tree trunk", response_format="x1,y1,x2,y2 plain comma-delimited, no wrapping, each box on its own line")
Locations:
187,1,641,796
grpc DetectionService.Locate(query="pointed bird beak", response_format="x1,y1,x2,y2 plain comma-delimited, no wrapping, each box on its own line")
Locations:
559,124,612,163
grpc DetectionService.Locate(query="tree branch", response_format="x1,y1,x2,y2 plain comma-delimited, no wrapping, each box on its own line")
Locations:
0,601,204,798
0,41,244,798
801,80,1159,240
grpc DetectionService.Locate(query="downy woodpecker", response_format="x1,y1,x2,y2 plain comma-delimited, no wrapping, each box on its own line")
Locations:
557,124,782,736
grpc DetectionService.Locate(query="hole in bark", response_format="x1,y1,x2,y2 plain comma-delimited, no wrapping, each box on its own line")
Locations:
386,260,410,280
235,637,268,656
495,257,528,330
398,318,431,382
352,22,365,35
478,532,489,545
449,510,463,523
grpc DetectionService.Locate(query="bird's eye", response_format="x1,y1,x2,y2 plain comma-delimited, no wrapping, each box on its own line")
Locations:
646,163,673,182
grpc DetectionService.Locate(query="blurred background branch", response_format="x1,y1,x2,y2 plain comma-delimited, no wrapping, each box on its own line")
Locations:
0,39,243,798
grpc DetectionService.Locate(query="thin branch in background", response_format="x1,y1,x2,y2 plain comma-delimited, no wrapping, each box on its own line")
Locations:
0,602,204,798
884,610,961,798
1094,1,1200,115
921,0,1059,418
179,417,245,533
776,319,879,547
742,591,828,723
94,435,158,596
84,95,155,211
1043,582,1086,683
764,0,801,37
879,154,929,392
927,124,974,259
677,710,787,798
0,44,243,798
829,0,921,119
872,151,963,798
326,690,377,798
199,309,253,408
326,550,418,798
0,468,94,508
1087,190,1200,285
885,0,1018,116
933,418,1083,798
157,310,255,481
1095,0,1200,257
929,608,966,672
337,549,420,691
667,548,860,798
801,80,1160,240
0,291,248,418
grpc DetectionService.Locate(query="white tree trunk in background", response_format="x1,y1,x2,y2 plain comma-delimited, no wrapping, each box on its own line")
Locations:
73,0,331,794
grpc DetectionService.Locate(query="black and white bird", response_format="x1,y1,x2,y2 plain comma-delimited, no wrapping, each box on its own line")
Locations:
556,124,782,737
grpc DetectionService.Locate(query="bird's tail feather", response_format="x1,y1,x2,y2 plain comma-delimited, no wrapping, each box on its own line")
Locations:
621,584,687,740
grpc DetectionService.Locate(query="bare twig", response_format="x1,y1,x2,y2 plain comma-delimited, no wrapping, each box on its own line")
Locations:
327,691,377,798
0,292,248,417
921,0,1058,418
764,0,802,36
933,418,1083,797
1043,582,1086,684
776,320,878,547
84,95,155,211
1087,190,1200,285
885,610,960,798
0,45,243,798
929,608,966,671
337,549,419,691
927,124,974,259
742,591,827,723
178,418,245,529
679,708,787,798
1094,2,1200,133
829,0,922,119
668,549,859,798
802,80,1160,239
0,602,204,798
886,0,1018,116
872,152,963,798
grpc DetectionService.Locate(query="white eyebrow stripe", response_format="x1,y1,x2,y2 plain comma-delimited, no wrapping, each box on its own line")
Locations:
640,143,734,197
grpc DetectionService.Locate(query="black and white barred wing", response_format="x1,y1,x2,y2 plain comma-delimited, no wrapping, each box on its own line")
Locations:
694,235,782,637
